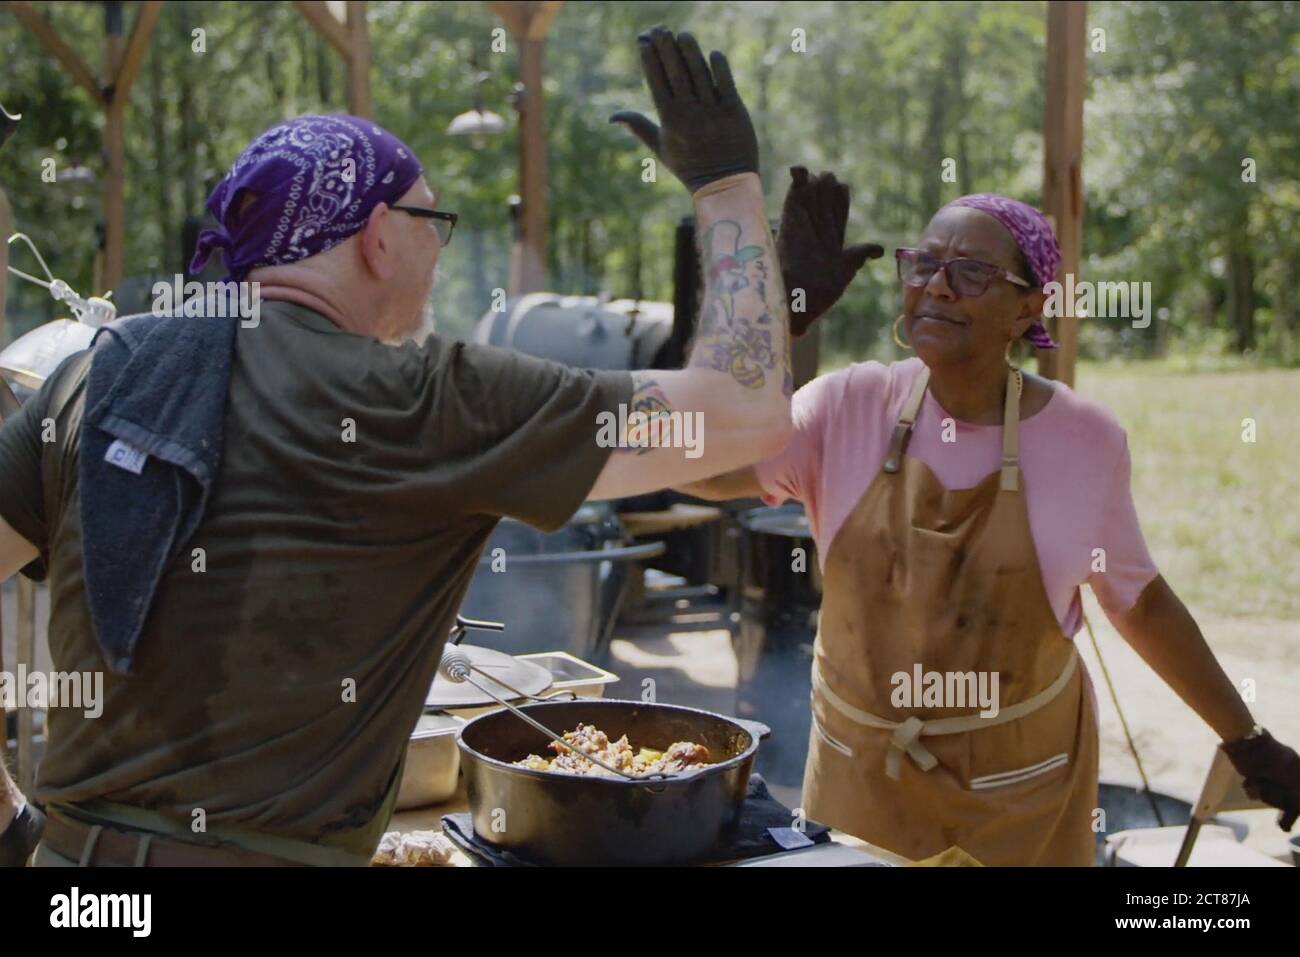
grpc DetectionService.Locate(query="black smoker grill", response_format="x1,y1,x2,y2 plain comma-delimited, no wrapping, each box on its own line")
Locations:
462,219,821,701
458,502,663,663
469,218,797,589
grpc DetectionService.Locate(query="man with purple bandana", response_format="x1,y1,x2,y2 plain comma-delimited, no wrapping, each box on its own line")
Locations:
0,30,802,865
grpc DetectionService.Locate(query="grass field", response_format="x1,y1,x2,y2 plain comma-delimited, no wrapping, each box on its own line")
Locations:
1072,360,1300,623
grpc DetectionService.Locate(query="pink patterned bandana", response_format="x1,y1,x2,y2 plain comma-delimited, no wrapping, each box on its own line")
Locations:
943,193,1060,349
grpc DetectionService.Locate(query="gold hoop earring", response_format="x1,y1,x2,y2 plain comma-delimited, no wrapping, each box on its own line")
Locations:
892,315,911,351
1004,338,1022,370
1005,338,1025,398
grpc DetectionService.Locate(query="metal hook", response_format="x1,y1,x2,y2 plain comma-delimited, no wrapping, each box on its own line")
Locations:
5,232,116,326
7,232,56,288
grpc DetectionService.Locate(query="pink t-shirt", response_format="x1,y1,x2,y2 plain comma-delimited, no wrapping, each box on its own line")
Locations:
755,356,1159,637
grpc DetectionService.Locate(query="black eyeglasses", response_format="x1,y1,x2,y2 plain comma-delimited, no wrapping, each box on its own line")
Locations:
391,205,458,246
895,248,1031,298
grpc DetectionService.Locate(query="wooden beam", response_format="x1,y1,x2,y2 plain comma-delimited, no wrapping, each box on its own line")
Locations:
4,0,105,104
525,1,562,40
110,0,163,105
485,0,528,37
1039,0,1087,387
345,0,371,117
487,1,563,40
294,0,352,60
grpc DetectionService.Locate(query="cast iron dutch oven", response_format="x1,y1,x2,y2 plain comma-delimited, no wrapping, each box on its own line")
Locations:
457,698,763,865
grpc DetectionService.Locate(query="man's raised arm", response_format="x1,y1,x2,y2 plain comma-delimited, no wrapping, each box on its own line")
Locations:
587,28,792,501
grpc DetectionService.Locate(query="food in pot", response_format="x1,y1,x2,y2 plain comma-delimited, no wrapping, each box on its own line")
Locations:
514,723,714,777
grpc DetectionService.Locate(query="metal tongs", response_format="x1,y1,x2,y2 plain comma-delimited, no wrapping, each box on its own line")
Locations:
445,614,577,705
6,233,117,327
439,617,670,783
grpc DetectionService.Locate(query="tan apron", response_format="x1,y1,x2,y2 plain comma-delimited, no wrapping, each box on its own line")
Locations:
802,365,1099,866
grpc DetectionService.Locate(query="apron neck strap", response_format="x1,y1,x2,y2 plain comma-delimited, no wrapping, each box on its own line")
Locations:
1000,365,1021,491
882,363,1023,492
882,365,931,473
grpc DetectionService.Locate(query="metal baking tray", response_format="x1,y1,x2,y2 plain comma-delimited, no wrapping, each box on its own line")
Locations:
516,651,620,699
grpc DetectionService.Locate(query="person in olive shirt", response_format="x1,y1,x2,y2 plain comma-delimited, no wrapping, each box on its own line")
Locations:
0,29,799,865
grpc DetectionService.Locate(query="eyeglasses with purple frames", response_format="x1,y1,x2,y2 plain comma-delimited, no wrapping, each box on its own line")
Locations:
895,248,1031,297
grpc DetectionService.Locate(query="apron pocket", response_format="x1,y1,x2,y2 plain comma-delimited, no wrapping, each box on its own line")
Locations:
811,713,854,757
968,752,1069,791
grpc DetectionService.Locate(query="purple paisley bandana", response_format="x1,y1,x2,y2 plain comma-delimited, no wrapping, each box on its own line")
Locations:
190,115,423,282
943,192,1060,349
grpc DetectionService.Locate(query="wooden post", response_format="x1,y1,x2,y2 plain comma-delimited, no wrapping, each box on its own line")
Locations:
6,0,159,293
346,1,372,118
488,2,562,295
793,323,819,389
294,1,372,118
102,1,127,293
1039,0,1087,386
515,35,547,294
100,0,162,292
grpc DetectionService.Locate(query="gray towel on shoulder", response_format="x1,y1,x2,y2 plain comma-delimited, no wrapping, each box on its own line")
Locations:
79,308,237,673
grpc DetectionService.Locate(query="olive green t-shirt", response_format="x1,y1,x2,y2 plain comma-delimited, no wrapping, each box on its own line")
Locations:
0,300,632,855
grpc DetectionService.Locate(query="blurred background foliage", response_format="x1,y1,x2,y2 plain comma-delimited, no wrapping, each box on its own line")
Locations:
2,0,1298,366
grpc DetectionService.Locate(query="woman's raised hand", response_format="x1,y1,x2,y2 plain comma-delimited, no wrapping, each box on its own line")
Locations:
778,166,883,337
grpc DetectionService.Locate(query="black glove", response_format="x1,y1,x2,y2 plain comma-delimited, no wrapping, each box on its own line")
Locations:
610,27,758,193
1221,728,1300,830
778,167,883,337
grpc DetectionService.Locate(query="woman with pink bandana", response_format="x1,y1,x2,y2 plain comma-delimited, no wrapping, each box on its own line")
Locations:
683,174,1300,865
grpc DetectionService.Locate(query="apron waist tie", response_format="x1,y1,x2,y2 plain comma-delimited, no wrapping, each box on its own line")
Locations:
813,651,1079,781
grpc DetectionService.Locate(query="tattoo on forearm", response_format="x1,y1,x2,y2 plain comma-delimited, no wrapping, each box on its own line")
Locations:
614,373,676,454
690,218,792,395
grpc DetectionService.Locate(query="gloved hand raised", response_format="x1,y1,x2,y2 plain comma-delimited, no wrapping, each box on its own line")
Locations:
1221,727,1300,830
610,27,759,194
778,166,883,337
